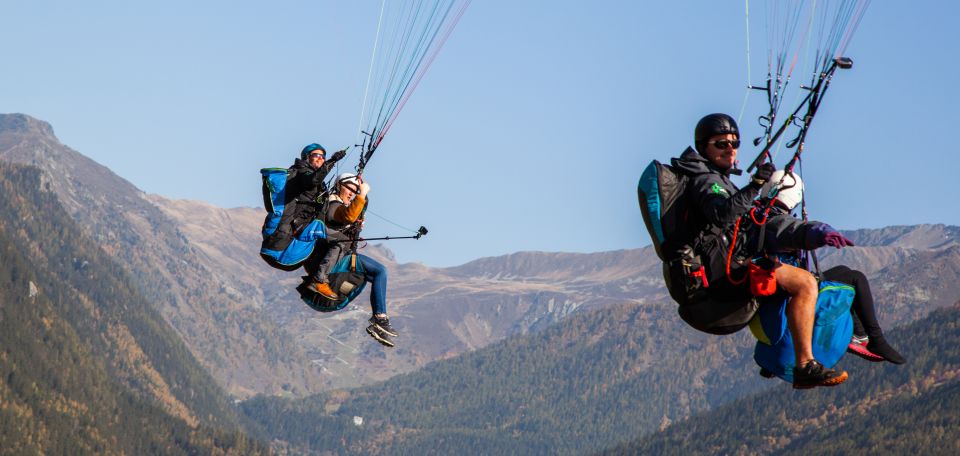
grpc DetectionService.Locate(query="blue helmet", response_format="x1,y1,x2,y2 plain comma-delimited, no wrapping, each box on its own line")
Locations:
301,143,326,160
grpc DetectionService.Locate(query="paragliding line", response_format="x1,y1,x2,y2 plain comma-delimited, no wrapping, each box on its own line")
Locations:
357,0,388,146
746,57,844,173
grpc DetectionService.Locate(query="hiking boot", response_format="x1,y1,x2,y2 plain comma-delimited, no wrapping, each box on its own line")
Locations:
366,316,397,348
307,281,338,300
793,359,848,390
847,335,884,362
867,337,906,365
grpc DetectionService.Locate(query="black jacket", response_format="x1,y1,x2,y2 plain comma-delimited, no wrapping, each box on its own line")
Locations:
672,147,760,237
269,157,339,244
286,158,337,208
747,206,834,254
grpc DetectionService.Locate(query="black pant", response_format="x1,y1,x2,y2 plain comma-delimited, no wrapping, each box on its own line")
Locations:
821,265,882,339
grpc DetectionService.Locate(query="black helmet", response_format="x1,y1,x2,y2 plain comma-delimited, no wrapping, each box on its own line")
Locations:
694,113,739,146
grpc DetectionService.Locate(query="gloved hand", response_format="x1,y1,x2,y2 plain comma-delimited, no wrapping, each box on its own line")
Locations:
751,162,776,186
824,231,855,249
329,149,347,163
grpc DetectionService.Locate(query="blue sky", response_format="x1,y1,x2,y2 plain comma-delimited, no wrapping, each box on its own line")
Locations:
2,1,957,267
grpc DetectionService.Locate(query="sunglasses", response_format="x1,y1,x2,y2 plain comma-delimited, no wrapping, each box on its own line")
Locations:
308,153,326,159
709,139,740,150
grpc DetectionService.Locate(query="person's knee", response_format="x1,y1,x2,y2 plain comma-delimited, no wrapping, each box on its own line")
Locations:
850,269,866,283
777,265,816,295
799,270,817,294
825,265,851,281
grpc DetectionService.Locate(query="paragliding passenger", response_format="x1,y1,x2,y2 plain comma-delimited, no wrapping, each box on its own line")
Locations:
676,113,847,388
306,173,366,299
753,170,906,364
826,266,905,364
309,173,397,347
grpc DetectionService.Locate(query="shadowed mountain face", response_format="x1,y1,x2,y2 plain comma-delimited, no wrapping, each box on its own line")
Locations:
0,113,321,397
0,162,265,454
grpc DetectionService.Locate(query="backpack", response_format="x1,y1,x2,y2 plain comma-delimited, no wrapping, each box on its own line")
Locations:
637,160,691,262
638,160,756,334
260,168,327,271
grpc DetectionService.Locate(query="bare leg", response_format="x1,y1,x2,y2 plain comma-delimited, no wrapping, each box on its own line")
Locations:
774,263,818,366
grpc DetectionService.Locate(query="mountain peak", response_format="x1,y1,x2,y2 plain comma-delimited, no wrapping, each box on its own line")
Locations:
0,113,57,140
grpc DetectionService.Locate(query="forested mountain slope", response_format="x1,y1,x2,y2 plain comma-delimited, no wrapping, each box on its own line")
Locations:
602,302,960,455
236,225,960,454
0,113,318,397
240,299,775,455
0,163,266,454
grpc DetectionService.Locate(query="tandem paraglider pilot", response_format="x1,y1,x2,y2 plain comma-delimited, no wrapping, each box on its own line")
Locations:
638,113,848,389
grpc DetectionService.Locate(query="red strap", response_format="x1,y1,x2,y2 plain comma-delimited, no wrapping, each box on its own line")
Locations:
750,205,770,225
690,266,709,288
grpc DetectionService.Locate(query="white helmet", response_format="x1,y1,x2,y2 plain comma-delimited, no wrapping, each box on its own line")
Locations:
761,170,804,210
337,172,358,183
336,172,359,188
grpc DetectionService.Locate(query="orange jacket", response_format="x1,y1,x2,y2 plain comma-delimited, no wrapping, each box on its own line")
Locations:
326,194,366,228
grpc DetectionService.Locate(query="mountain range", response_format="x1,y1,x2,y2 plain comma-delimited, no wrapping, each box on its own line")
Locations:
3,112,959,454
4,112,959,398
152,193,960,394
238,254,960,454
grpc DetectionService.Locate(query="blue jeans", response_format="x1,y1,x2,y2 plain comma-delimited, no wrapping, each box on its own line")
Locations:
358,254,387,315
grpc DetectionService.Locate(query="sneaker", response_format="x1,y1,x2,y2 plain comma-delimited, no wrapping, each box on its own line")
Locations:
306,281,338,300
366,325,395,347
366,317,397,348
792,359,848,390
370,316,399,338
866,337,906,365
847,335,884,362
